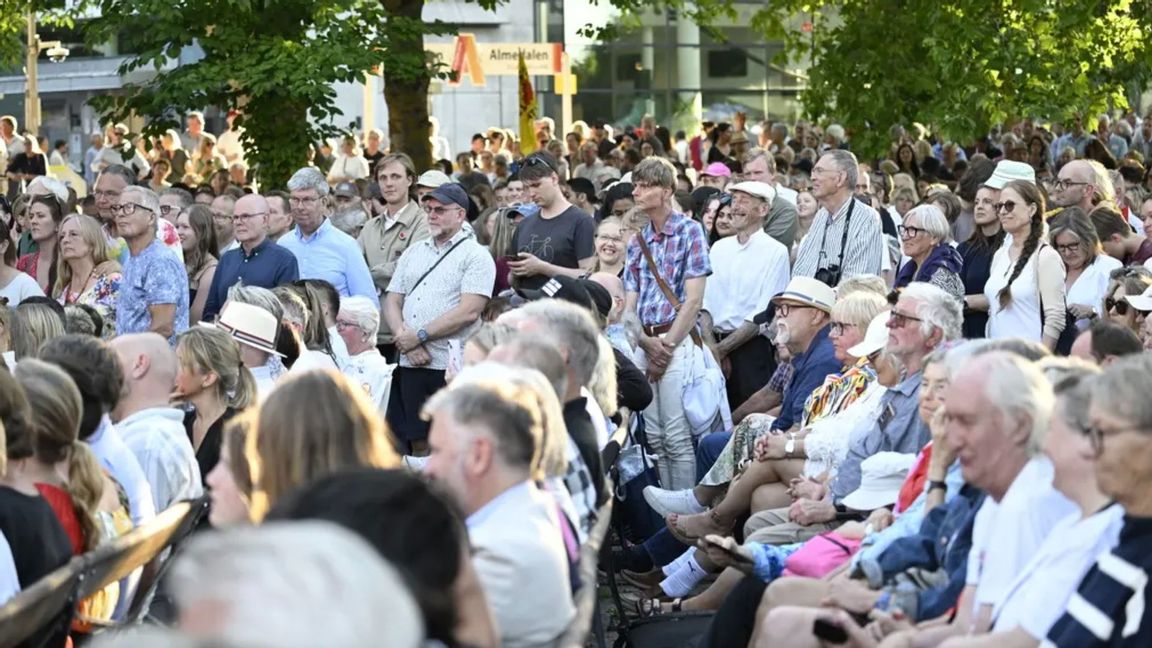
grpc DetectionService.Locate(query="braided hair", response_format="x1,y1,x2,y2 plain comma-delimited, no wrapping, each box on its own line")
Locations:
997,180,1047,309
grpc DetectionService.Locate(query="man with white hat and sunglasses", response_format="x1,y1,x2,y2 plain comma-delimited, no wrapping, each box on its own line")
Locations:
702,180,791,411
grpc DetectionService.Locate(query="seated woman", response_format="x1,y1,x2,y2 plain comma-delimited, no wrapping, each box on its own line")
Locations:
205,413,254,528
335,295,395,416
1049,208,1121,332
246,371,400,519
266,469,499,648
667,293,892,543
894,204,965,301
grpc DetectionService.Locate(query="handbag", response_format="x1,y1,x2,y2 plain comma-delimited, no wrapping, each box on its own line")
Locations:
782,532,862,578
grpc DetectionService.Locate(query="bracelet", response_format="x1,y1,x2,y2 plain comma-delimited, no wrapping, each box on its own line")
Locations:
928,480,948,492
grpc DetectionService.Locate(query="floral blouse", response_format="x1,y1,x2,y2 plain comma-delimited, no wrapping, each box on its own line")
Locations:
59,267,122,338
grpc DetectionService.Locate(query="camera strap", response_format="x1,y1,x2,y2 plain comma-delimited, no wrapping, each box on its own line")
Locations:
817,197,856,273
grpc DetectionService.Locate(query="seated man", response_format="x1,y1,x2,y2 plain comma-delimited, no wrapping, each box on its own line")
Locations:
423,369,575,648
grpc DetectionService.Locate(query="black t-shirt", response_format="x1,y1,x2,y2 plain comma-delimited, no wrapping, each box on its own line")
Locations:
511,205,596,291
0,485,72,587
185,407,239,487
563,398,605,505
365,150,386,178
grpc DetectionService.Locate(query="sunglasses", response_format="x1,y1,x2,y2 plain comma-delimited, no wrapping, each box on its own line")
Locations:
523,156,555,173
993,200,1018,214
1105,297,1130,316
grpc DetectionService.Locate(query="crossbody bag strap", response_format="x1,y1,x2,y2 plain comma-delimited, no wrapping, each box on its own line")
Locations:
636,234,702,347
409,236,469,296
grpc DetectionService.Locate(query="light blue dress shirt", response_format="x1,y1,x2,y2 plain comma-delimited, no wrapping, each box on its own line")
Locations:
279,218,376,304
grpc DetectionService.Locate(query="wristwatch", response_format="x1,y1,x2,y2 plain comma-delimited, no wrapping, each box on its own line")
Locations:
928,480,948,492
417,328,429,343
784,432,797,457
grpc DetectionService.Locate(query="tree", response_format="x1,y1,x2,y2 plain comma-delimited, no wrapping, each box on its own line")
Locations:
82,0,394,188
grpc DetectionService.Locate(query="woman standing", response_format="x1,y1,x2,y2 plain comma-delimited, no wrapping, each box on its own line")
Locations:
189,134,226,183
56,214,121,338
336,296,395,416
958,184,1006,338
326,135,370,184
176,205,218,324
593,217,626,277
1049,208,1121,332
175,326,256,484
0,219,43,305
984,179,1067,348
894,204,965,300
16,195,64,295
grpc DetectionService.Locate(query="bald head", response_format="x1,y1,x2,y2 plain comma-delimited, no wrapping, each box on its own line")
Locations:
110,333,178,418
233,193,271,248
589,272,625,323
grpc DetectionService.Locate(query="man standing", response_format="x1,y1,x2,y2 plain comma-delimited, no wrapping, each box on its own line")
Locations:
84,132,104,187
159,187,193,225
110,333,202,511
384,183,494,454
202,194,299,322
509,151,596,292
702,181,790,409
624,157,711,490
572,142,605,182
360,153,430,360
114,186,189,343
792,150,884,285
181,111,205,155
216,109,246,166
266,191,293,241
211,193,240,254
279,167,376,302
423,377,575,648
1051,159,1115,214
741,149,799,247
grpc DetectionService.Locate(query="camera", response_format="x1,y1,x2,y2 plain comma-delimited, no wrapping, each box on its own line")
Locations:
46,46,69,63
814,265,842,288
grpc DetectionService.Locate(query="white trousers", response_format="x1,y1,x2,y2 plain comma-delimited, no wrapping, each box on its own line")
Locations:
643,336,697,490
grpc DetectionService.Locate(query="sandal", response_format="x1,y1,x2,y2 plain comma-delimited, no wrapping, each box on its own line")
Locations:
636,597,683,618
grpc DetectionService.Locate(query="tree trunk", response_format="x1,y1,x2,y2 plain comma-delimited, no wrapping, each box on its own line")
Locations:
380,0,432,172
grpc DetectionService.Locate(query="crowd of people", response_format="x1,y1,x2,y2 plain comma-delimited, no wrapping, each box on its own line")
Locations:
0,106,1150,648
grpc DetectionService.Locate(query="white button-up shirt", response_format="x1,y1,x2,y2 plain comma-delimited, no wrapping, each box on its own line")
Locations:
703,229,790,332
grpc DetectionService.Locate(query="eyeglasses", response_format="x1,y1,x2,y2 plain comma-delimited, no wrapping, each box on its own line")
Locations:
829,321,857,336
335,319,360,331
777,303,816,318
1105,297,1130,316
109,202,154,216
1054,179,1089,191
888,309,923,328
1087,422,1145,457
1054,242,1082,254
232,212,267,222
993,200,1018,214
289,196,321,206
898,225,926,239
159,204,177,215
596,234,624,244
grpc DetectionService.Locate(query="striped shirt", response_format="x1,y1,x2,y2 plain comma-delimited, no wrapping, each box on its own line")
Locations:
1044,515,1152,647
793,196,884,283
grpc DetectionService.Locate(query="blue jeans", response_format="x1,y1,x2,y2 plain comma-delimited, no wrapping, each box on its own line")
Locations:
696,430,731,482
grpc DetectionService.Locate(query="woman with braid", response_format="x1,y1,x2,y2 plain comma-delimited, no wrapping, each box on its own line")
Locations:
983,179,1068,349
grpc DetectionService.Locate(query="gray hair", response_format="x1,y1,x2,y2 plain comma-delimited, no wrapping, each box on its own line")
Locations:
1037,357,1100,434
770,123,788,138
587,336,618,417
287,166,331,197
339,295,380,341
903,204,951,242
27,176,69,204
228,284,284,323
492,336,569,400
160,187,195,209
170,521,424,647
976,351,1055,455
825,124,845,144
330,207,369,236
743,148,776,173
900,282,963,342
516,300,601,387
1084,159,1116,206
1089,353,1152,430
836,274,888,299
821,149,859,192
831,292,889,332
631,157,677,190
122,185,160,217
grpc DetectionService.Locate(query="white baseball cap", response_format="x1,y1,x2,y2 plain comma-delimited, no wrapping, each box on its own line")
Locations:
728,181,777,204
847,311,892,359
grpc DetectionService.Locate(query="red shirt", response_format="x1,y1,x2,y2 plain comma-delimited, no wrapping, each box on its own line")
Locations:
896,443,932,514
36,483,85,555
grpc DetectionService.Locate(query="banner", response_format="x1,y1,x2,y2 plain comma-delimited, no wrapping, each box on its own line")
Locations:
518,51,537,155
426,35,563,87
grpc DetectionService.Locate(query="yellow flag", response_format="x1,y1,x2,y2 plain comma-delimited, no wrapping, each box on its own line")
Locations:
518,50,537,155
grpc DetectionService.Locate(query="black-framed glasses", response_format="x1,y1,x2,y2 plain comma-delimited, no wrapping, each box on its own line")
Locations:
888,309,922,328
829,321,857,336
1054,242,1082,254
993,200,1018,214
109,202,154,216
898,225,926,239
777,303,817,318
1105,297,1130,316
159,204,177,215
1054,179,1089,191
1086,423,1145,457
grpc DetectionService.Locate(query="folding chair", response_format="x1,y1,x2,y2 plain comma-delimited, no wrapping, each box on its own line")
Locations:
0,557,86,648
557,495,614,648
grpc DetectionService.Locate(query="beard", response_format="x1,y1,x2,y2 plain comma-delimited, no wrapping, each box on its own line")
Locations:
774,320,791,347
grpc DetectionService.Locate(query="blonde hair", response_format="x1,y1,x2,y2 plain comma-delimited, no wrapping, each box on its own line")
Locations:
248,371,399,520
15,359,101,551
11,301,64,359
832,292,890,332
176,327,257,410
55,214,120,298
587,336,618,418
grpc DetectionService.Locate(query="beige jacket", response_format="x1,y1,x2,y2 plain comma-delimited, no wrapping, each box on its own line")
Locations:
357,200,430,343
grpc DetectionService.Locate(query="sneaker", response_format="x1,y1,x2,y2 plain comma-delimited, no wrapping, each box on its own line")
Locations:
643,486,707,517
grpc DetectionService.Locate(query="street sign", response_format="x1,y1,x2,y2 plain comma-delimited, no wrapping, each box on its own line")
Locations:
426,34,563,87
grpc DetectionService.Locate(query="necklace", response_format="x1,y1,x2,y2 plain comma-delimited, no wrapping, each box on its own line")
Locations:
67,265,98,303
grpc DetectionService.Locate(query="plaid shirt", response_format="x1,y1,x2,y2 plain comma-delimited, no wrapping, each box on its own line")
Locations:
624,212,711,328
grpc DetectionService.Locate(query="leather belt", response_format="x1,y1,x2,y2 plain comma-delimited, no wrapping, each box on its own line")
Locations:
642,322,675,337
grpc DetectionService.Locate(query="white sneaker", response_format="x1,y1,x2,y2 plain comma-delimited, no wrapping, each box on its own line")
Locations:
643,486,707,517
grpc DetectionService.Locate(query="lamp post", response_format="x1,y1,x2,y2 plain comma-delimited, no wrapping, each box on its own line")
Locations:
24,9,69,136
